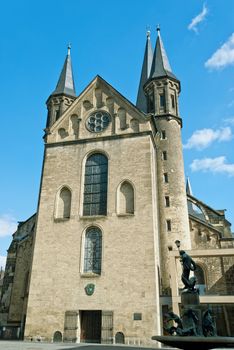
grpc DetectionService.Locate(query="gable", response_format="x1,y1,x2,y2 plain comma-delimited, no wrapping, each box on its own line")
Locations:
46,76,151,144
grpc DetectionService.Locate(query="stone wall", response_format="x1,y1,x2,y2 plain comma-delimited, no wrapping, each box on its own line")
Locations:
25,134,161,344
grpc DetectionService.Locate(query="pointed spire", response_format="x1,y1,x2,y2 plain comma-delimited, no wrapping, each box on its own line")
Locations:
136,30,153,112
150,26,177,80
52,44,76,97
186,177,193,196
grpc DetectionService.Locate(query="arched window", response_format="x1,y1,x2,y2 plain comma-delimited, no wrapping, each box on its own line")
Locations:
56,187,71,219
53,331,62,342
83,153,108,216
194,264,206,295
118,181,134,214
115,332,125,344
84,227,102,274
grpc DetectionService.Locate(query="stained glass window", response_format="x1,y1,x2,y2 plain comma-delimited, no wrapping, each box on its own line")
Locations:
84,227,102,274
83,153,108,216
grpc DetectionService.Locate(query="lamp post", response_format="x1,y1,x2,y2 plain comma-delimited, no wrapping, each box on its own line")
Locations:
175,240,181,251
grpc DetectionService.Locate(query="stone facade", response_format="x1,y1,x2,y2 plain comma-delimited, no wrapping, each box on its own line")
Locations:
1,32,234,343
24,77,162,344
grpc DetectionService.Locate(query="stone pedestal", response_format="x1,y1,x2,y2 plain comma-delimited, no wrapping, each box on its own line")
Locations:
181,290,202,335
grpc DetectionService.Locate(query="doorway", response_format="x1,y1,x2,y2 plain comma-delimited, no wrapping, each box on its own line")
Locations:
80,310,102,343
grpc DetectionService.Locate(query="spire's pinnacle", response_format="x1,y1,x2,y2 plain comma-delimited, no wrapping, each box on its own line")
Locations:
67,43,71,56
136,32,153,112
149,28,178,81
52,46,76,97
186,177,193,196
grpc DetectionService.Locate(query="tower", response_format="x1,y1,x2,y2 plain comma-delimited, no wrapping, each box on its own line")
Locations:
143,27,191,293
136,31,153,112
46,45,76,128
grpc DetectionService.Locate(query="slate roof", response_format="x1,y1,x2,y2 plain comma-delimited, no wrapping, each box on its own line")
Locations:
52,46,76,97
136,31,153,112
150,28,178,81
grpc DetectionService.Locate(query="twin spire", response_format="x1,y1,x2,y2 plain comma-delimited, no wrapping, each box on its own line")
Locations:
50,30,176,113
136,27,178,112
136,31,153,112
52,44,76,98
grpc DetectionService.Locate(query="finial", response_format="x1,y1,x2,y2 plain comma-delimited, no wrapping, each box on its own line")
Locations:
157,24,160,33
67,43,71,55
146,25,151,38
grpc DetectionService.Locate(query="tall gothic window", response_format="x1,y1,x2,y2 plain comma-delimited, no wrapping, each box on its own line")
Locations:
83,153,108,216
84,227,102,274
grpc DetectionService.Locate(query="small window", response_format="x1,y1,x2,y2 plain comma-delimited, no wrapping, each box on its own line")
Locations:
165,196,170,207
163,173,168,183
53,331,62,342
160,94,165,108
171,94,175,109
166,219,171,231
161,130,166,139
55,109,60,121
115,332,125,344
162,151,167,160
133,313,142,321
147,91,154,113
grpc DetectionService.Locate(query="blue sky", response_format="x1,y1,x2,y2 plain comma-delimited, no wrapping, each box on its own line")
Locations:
1,0,234,268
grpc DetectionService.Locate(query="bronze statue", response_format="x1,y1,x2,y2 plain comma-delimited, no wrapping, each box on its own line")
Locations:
179,250,197,291
164,311,198,336
202,308,217,337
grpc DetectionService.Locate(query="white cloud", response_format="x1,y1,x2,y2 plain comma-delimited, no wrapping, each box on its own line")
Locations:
188,3,208,33
183,127,232,150
205,33,234,69
190,156,234,176
0,256,6,270
0,214,17,238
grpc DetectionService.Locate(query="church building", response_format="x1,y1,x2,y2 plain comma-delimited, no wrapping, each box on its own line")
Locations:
0,29,234,344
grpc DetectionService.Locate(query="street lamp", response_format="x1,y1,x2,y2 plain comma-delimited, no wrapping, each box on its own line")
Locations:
175,240,181,250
